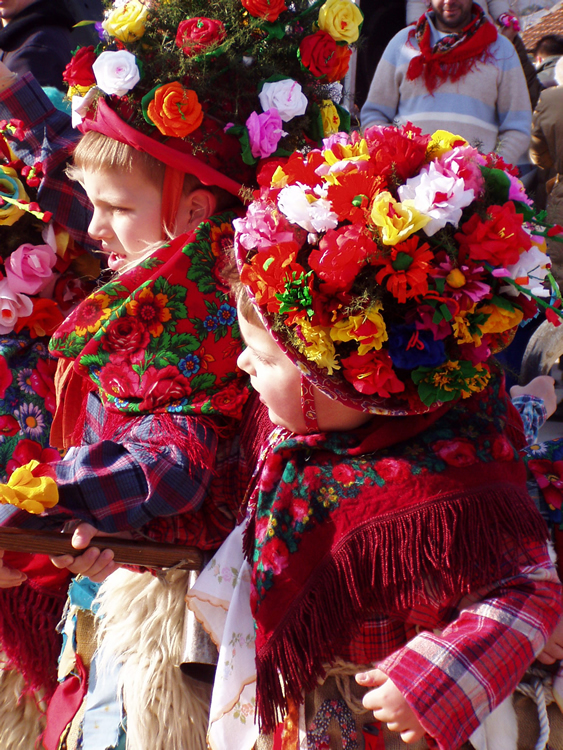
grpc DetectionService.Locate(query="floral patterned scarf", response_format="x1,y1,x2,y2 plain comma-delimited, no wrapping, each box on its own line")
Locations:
246,373,548,731
49,213,250,449
406,3,498,93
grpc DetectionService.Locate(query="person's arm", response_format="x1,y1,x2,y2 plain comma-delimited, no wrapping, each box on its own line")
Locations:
1,412,218,535
494,37,533,165
510,34,542,110
360,32,405,129
530,94,554,171
368,540,561,749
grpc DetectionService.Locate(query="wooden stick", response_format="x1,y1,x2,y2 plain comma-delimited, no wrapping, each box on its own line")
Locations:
0,527,203,570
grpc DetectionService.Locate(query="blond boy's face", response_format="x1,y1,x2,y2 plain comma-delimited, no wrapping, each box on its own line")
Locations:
237,308,309,434
82,166,163,272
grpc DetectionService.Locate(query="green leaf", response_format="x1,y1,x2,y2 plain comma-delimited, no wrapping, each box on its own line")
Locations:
190,373,216,391
490,294,516,312
173,332,201,352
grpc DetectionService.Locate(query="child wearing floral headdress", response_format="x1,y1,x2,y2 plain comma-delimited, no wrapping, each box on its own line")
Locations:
187,124,563,750
0,1,363,748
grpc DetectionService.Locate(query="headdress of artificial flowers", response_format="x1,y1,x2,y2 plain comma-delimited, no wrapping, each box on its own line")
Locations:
235,125,563,416
64,0,363,196
0,127,95,341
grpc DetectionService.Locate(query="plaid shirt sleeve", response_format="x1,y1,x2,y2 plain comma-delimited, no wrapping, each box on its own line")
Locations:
0,413,218,536
379,540,561,749
0,73,98,255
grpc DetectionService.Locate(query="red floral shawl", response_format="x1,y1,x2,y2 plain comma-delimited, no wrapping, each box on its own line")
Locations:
48,213,250,452
406,4,498,93
246,374,548,731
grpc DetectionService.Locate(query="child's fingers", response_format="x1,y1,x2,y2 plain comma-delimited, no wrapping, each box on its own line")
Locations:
71,522,99,550
50,546,116,581
400,727,426,744
356,667,386,687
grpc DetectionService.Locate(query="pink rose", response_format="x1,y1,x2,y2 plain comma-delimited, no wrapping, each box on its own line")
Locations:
99,362,140,400
246,109,286,160
138,365,192,411
5,243,57,295
0,278,33,333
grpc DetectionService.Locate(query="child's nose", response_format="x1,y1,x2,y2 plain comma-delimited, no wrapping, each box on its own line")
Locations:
237,348,254,376
88,209,110,241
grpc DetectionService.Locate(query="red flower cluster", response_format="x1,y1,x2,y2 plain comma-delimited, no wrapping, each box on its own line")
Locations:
62,46,96,88
299,31,351,83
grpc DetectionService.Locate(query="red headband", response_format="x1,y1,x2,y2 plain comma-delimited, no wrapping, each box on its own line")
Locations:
80,99,245,198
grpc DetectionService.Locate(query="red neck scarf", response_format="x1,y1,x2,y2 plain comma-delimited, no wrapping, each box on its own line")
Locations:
406,4,498,93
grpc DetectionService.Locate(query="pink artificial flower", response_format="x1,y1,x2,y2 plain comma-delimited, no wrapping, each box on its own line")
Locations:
5,243,57,295
233,200,294,251
0,278,33,333
246,109,287,160
436,145,485,198
506,172,533,206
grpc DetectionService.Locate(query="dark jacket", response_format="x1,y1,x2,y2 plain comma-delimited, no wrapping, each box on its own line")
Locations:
0,0,75,90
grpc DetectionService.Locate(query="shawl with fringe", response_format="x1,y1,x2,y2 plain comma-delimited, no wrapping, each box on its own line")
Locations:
245,374,549,732
48,212,251,461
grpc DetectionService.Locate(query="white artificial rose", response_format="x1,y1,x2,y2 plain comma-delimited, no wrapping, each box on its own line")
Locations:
92,50,140,97
258,79,308,122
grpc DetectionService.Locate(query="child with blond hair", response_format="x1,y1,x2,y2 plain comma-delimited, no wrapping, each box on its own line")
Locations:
188,124,562,750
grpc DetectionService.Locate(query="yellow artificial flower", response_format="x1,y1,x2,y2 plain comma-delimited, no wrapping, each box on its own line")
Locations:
370,191,430,245
0,461,58,515
0,166,29,226
270,165,289,189
102,0,148,43
323,137,369,168
320,100,340,137
452,312,481,346
318,0,364,43
461,363,491,398
477,303,523,335
331,304,388,354
427,130,467,160
296,319,339,374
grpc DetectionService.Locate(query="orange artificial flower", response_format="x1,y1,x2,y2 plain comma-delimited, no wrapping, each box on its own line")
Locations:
147,82,203,138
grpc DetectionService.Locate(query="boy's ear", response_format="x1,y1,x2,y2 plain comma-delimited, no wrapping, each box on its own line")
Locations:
176,188,217,233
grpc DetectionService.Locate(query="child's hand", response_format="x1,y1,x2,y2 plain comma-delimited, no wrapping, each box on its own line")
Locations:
510,376,558,419
356,668,426,744
537,614,563,665
50,523,122,583
0,549,27,588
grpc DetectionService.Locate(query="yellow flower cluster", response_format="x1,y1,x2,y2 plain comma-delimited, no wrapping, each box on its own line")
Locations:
0,461,58,515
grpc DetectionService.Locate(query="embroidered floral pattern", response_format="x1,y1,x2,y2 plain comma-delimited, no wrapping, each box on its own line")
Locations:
50,214,250,419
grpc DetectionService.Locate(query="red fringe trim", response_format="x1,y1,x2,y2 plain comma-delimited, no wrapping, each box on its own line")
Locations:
0,582,66,697
254,487,548,732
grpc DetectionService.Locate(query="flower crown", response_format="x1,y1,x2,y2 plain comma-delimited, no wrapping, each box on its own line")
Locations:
235,125,563,415
0,128,96,339
64,0,363,177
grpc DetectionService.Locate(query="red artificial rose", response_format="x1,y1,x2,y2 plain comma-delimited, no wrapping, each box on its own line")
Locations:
309,224,376,293
241,0,287,22
6,439,60,478
0,355,12,399
210,382,248,419
102,316,151,359
363,123,430,183
0,414,20,437
299,30,351,83
432,438,477,467
62,46,97,88
138,365,192,411
455,202,532,268
14,299,64,338
175,17,226,56
30,357,57,414
99,362,140,400
341,350,405,397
